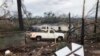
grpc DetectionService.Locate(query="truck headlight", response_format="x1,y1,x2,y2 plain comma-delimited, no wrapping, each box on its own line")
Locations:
25,33,31,37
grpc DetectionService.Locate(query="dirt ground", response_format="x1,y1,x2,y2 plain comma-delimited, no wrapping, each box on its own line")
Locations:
0,32,100,56
85,39,100,56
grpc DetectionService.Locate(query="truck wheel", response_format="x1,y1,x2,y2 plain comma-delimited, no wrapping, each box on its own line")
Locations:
57,37,63,41
36,36,41,41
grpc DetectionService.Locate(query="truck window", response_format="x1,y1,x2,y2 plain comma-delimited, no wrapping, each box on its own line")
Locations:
42,27,46,29
50,30,54,33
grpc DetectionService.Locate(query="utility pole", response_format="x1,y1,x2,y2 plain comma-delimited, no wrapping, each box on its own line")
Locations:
94,0,99,35
81,0,86,45
17,0,24,30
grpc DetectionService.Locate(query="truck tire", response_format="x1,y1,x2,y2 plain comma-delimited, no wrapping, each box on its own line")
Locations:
57,36,63,41
36,36,41,41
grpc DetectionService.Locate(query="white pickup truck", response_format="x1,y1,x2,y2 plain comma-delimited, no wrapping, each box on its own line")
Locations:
25,29,65,41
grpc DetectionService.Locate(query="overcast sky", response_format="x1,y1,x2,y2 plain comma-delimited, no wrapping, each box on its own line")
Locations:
0,0,97,17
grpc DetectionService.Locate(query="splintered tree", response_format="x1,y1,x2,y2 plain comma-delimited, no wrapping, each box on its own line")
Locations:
68,13,71,36
81,0,86,45
94,0,99,36
17,0,24,30
67,13,71,43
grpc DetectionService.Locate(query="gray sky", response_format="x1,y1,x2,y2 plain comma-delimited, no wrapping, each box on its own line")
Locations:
0,0,97,17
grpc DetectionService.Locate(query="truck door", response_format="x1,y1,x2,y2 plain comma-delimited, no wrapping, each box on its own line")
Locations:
42,30,48,38
48,30,55,39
